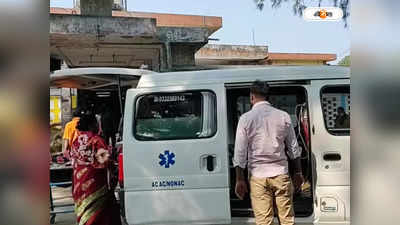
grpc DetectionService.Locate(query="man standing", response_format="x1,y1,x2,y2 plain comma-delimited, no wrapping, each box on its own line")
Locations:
233,80,304,225
101,103,118,147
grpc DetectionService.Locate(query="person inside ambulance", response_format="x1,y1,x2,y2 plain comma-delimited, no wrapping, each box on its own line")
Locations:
62,107,85,160
334,107,350,129
100,102,118,147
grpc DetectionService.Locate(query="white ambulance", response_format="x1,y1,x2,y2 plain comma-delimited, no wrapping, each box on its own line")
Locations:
119,66,350,225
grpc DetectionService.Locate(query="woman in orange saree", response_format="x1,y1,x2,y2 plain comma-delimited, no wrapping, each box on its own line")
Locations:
70,115,121,225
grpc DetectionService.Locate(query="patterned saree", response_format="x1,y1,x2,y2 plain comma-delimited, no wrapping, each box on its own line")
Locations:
70,131,121,225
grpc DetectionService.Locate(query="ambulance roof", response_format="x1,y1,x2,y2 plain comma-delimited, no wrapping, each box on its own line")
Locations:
137,66,350,88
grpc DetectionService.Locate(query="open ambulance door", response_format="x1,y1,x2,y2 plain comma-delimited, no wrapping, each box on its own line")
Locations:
50,67,151,130
123,83,231,225
50,67,151,90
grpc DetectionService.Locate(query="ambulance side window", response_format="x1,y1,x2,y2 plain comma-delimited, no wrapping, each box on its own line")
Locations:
134,91,217,141
321,85,350,136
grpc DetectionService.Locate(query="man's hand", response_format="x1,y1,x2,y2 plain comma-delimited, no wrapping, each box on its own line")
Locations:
235,180,248,200
96,148,110,164
291,157,304,193
62,139,69,159
63,150,70,160
293,173,305,193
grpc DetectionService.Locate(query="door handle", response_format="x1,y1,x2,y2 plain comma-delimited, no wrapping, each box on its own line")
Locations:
323,153,341,161
206,155,215,172
201,155,217,172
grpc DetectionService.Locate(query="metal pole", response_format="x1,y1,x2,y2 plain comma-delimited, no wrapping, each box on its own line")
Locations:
117,75,124,135
252,28,256,46
117,75,123,115
121,0,127,11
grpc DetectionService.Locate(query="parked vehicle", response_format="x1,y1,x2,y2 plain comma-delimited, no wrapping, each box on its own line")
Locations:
50,66,350,225
119,66,350,225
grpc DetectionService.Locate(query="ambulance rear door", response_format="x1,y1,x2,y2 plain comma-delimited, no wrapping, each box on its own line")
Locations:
123,83,231,225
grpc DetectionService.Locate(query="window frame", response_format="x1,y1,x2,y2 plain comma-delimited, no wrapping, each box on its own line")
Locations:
233,85,309,129
133,89,218,141
320,84,351,136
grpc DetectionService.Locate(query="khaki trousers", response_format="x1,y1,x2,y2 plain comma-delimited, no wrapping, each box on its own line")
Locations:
250,174,295,225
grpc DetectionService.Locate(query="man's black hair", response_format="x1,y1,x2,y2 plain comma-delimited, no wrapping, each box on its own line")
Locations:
72,107,85,117
76,114,97,132
250,80,269,98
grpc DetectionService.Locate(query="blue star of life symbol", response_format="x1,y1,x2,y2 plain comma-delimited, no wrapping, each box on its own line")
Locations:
159,150,175,168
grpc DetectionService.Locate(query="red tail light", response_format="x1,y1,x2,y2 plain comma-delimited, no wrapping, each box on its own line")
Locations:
118,153,124,187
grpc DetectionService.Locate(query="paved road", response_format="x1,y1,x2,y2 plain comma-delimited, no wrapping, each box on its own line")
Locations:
50,187,127,225
50,187,76,225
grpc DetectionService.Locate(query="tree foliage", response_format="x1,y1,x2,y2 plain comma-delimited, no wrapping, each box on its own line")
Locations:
254,0,350,27
338,55,350,66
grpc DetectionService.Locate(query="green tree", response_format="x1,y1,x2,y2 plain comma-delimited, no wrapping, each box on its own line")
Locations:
338,55,350,66
254,0,350,27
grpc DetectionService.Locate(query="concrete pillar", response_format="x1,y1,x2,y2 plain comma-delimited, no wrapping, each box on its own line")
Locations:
77,0,113,16
171,44,196,67
165,42,172,71
159,47,167,72
61,88,73,126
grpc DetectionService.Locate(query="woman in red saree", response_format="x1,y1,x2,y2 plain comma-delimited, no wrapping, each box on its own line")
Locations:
70,115,121,225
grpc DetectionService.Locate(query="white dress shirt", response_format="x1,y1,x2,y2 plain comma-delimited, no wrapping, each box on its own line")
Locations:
233,101,301,178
